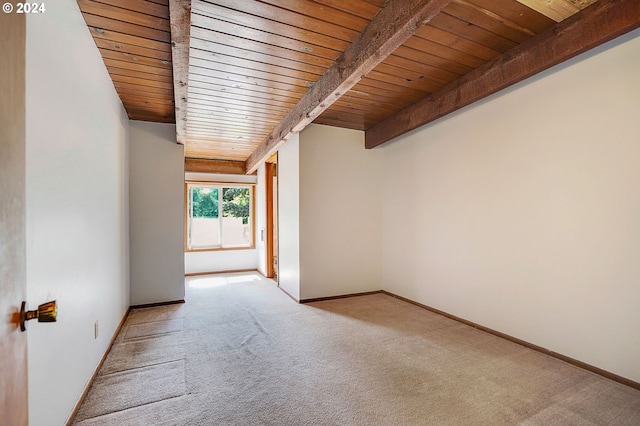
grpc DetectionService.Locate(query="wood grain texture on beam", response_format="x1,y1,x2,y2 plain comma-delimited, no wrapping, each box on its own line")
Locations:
185,158,246,174
169,0,190,145
515,0,579,21
516,0,598,22
365,0,640,149
244,0,452,173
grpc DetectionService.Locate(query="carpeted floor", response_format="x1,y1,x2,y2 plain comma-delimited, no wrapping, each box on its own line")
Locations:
74,272,640,425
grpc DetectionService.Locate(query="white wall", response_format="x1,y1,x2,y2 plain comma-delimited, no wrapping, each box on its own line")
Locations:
185,249,258,275
129,121,185,305
299,125,383,299
380,29,640,382
184,172,258,274
25,2,130,424
277,134,301,301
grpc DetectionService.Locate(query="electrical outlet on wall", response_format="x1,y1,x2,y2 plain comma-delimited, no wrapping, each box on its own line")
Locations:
94,321,99,339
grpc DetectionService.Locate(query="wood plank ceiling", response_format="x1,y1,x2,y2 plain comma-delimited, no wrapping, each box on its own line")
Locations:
79,0,175,123
77,0,640,173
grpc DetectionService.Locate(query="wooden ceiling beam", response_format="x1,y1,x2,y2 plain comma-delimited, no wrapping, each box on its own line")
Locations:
185,158,246,175
515,0,597,22
244,0,453,174
168,0,190,145
365,0,640,149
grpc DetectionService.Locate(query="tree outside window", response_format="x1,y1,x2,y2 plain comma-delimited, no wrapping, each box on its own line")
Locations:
187,184,253,250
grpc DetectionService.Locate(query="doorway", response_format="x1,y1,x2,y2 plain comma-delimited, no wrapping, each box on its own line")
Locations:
265,157,278,281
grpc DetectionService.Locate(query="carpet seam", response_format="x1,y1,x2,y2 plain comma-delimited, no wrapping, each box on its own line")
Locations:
98,357,186,377
77,393,191,422
122,331,184,341
124,316,187,326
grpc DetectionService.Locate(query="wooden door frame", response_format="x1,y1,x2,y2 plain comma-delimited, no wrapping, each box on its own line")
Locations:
265,162,276,279
0,11,28,425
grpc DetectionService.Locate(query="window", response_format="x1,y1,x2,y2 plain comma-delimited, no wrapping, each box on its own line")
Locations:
186,183,254,250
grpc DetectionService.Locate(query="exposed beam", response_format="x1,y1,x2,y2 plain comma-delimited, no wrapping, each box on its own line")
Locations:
365,0,640,149
515,0,598,22
244,0,452,173
185,158,246,175
168,0,191,145
515,0,579,21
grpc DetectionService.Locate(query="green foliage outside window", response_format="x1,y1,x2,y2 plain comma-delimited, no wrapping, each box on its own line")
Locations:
191,188,218,217
191,187,250,224
223,188,250,224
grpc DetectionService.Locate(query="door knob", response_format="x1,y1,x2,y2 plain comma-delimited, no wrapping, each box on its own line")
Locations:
20,300,57,332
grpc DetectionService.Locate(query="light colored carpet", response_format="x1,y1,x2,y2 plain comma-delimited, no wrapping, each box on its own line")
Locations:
74,272,640,425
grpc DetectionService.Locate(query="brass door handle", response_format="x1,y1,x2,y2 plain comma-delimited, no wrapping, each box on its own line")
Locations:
20,300,57,332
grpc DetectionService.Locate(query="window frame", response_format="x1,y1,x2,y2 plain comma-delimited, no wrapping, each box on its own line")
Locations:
184,181,256,252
